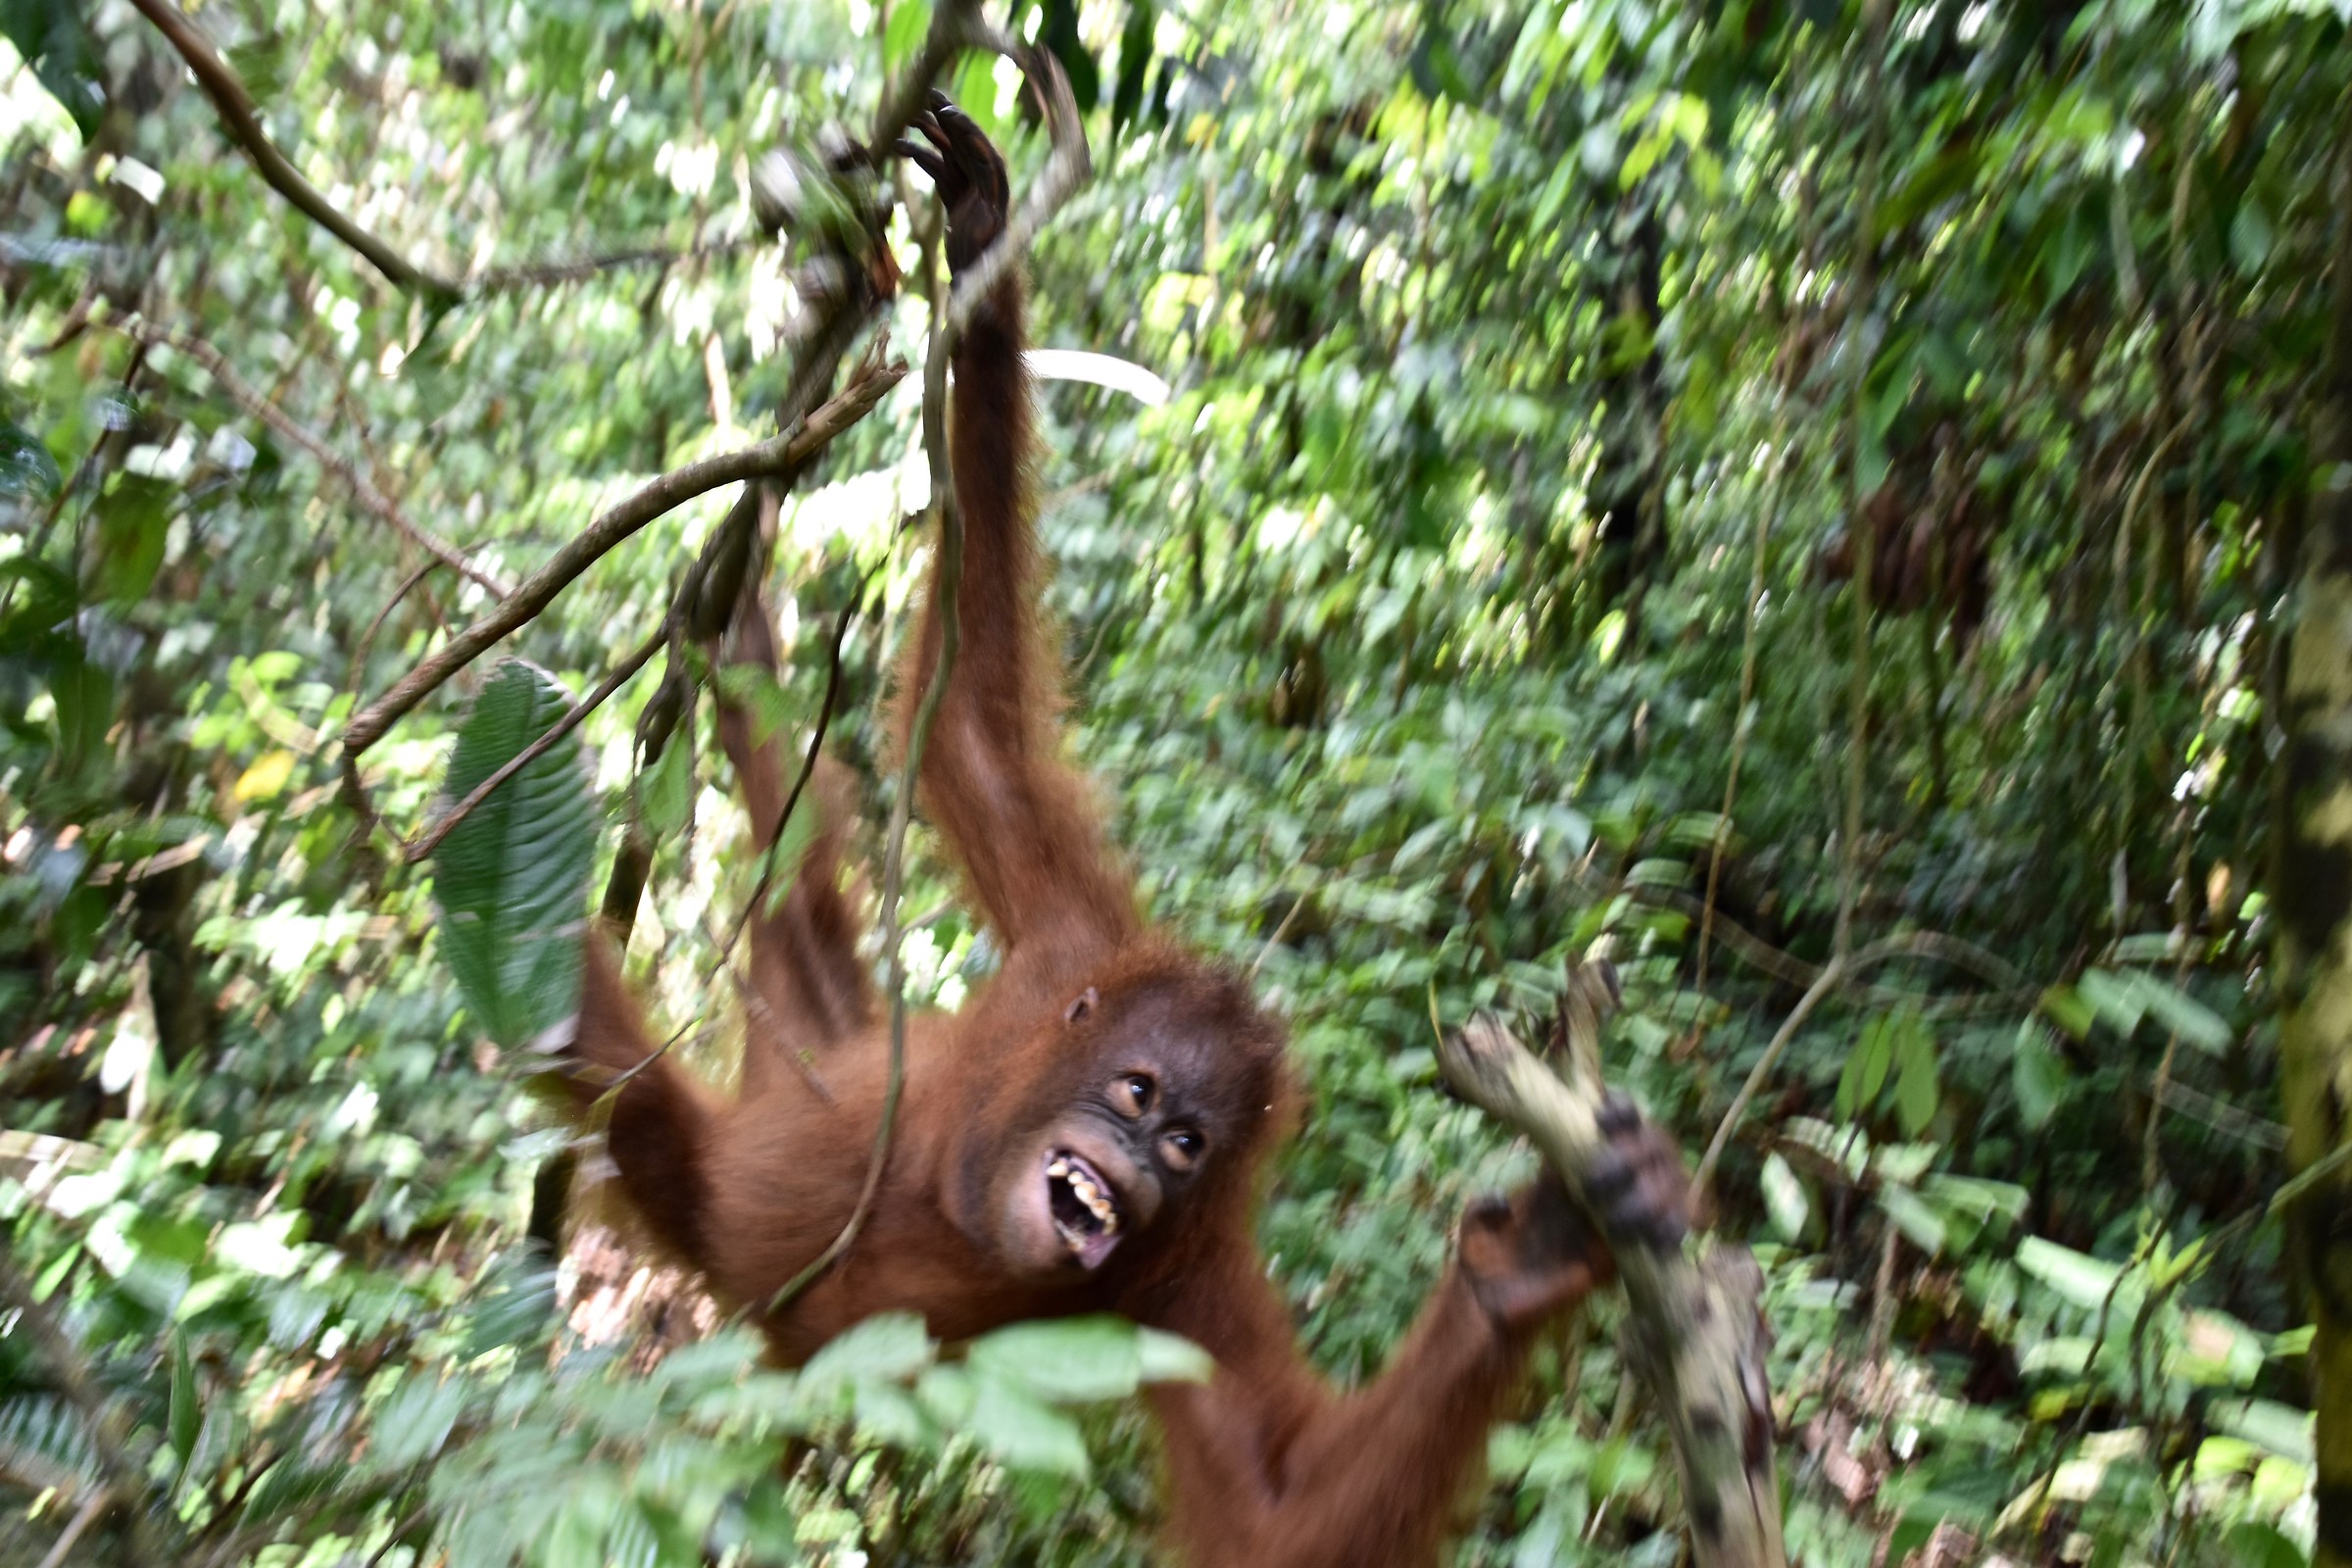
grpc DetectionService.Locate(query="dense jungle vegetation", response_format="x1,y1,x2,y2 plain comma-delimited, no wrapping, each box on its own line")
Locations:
5,0,2352,1564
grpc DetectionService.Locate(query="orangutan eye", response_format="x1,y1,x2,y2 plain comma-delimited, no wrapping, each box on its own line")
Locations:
1112,1073,1154,1117
1159,1129,1202,1170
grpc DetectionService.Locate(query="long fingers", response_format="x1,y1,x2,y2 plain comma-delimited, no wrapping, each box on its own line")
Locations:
892,138,947,183
923,94,1007,203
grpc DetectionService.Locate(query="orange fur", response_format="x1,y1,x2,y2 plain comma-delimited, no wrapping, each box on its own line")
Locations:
563,118,1618,1564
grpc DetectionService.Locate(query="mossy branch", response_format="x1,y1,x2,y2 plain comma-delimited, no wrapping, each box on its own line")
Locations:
1439,1004,1786,1568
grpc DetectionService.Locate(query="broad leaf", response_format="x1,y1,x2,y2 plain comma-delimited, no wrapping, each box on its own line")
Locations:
2017,1237,2131,1314
966,1370,1091,1479
370,1373,466,1471
169,1332,200,1463
2012,1021,2069,1130
1892,1018,1939,1137
1760,1152,1809,1242
433,661,593,1049
0,0,106,138
800,1311,934,1394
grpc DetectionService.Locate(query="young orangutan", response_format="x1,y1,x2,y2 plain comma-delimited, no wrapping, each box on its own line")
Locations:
564,93,1689,1568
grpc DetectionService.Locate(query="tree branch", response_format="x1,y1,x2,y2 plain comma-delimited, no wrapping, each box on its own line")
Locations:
1439,1008,1787,1568
470,237,755,292
127,0,459,296
341,357,904,758
129,0,755,300
128,323,512,597
403,627,665,862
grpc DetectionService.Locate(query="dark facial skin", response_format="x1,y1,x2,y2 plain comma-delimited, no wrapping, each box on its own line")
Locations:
980,983,1236,1282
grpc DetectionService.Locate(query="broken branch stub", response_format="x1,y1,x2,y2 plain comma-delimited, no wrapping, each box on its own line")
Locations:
1440,1010,1786,1568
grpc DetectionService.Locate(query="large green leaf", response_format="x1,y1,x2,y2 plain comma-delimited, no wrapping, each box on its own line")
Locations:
92,472,171,604
2012,1020,2070,1130
432,661,593,1049
0,0,106,139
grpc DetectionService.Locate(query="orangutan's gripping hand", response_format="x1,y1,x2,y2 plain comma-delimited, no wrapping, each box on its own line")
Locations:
1458,1092,1690,1331
895,90,1010,276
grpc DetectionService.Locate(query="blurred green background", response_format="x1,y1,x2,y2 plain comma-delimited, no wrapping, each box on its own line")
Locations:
2,0,2346,1563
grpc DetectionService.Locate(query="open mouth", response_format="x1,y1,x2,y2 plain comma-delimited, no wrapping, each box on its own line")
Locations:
1045,1152,1122,1269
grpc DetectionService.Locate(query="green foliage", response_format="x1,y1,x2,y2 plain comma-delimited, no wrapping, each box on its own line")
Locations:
0,0,2337,1562
432,662,593,1050
0,0,104,138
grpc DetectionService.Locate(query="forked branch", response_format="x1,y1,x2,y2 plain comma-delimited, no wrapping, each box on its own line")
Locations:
341,357,904,758
1440,1001,1787,1568
129,0,749,300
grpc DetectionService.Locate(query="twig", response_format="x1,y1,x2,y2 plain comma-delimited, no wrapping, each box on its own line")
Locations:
1835,0,1889,959
33,1488,109,1568
1866,1214,1901,1363
2001,1229,2161,1545
1694,955,1845,1199
348,562,440,693
2153,1077,2288,1151
361,1505,433,1568
1068,607,1117,680
1249,885,1312,977
699,906,835,1105
126,0,460,297
1698,414,1787,992
1691,928,2033,1199
2259,1140,2352,1228
403,628,665,862
127,324,511,597
1635,885,2033,1012
471,238,754,292
342,358,904,757
338,753,387,854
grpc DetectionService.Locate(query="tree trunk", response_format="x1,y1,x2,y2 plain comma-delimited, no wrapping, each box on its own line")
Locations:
2278,87,2352,1568
1591,202,1667,610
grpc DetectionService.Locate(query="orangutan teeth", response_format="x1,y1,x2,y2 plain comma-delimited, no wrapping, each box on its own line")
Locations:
1047,1152,1121,1247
